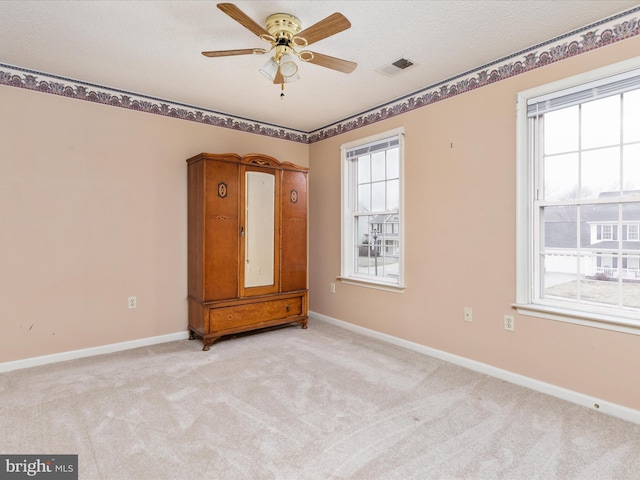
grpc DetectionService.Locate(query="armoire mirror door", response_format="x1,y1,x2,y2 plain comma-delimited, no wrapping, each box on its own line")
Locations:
241,167,280,296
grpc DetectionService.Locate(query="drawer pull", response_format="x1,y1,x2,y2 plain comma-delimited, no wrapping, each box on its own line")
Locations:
286,305,290,312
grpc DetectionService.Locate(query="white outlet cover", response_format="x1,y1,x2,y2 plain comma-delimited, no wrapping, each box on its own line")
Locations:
504,315,514,331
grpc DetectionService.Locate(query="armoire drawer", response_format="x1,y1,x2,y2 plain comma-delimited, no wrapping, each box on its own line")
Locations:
208,296,303,331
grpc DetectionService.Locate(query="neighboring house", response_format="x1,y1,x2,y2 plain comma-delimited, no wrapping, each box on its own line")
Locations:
544,192,640,280
362,214,400,257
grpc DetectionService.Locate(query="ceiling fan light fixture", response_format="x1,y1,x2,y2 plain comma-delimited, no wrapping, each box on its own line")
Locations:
283,72,300,83
279,53,298,78
259,57,279,81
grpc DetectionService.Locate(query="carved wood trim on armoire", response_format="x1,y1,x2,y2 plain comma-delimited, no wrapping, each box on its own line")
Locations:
186,152,308,350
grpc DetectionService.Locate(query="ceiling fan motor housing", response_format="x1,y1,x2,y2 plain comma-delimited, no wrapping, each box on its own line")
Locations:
263,13,305,63
265,13,302,40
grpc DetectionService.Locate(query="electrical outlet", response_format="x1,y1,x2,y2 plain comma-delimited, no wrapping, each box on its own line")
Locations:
330,283,336,293
504,315,514,331
464,307,473,322
128,296,137,309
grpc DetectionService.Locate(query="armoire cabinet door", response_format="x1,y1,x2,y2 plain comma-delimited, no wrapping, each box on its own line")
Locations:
281,169,308,292
202,159,240,301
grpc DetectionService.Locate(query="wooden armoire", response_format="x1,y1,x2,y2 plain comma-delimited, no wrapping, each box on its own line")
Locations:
186,153,308,350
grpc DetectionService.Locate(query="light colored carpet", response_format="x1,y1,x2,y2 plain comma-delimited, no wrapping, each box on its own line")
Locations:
1,318,639,479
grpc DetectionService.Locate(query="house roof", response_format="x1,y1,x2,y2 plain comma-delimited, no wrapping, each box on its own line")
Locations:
544,200,640,251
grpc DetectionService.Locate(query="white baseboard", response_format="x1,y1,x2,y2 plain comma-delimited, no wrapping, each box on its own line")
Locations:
0,331,190,373
310,311,640,426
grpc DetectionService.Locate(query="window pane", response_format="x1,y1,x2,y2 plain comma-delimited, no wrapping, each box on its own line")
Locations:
358,156,370,184
623,254,640,308
371,182,385,211
356,216,370,244
623,144,640,192
544,106,579,154
387,149,399,179
355,215,375,276
581,147,620,199
544,153,579,200
620,199,640,309
543,205,578,252
582,95,620,149
587,253,621,306
623,89,640,143
371,152,386,182
355,215,370,275
622,202,640,241
586,203,619,249
542,253,580,300
387,179,399,211
541,206,587,301
354,221,370,275
358,184,370,212
622,202,640,222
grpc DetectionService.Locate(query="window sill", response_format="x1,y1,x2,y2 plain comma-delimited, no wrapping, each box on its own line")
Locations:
513,303,640,336
337,276,406,293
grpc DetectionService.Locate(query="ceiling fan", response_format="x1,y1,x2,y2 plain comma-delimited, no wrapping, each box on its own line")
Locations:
202,3,357,94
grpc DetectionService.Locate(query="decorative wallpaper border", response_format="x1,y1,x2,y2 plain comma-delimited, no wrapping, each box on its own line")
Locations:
1,6,640,145
309,6,640,142
0,64,310,144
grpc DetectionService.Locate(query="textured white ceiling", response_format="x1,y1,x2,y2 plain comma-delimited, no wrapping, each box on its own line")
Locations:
1,1,639,132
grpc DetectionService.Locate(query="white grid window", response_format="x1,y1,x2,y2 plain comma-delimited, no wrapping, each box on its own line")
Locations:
341,128,405,291
516,60,640,332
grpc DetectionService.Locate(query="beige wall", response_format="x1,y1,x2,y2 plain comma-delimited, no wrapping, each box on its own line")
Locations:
308,36,640,411
0,86,308,362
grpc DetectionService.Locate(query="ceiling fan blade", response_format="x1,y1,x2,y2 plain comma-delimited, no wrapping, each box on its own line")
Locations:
303,51,357,73
202,48,267,58
217,3,270,38
273,69,284,85
293,13,351,47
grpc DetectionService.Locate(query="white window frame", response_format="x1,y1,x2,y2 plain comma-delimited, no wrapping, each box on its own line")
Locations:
515,57,640,335
339,127,405,292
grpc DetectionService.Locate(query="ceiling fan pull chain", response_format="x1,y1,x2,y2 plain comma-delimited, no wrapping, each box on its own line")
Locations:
280,82,285,100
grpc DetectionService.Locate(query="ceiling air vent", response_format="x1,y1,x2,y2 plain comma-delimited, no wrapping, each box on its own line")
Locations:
376,57,416,77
